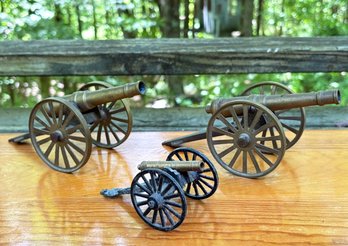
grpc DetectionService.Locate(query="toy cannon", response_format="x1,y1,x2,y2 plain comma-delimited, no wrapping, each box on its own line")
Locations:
163,82,341,178
9,81,146,173
101,147,219,231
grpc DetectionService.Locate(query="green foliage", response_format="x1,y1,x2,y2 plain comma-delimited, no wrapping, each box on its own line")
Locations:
0,0,347,108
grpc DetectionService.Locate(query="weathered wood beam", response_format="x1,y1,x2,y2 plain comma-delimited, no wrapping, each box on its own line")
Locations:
0,37,347,76
1,106,346,132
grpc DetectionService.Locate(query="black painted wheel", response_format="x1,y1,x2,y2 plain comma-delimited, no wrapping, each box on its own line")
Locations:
166,147,219,200
130,168,187,231
79,81,132,149
29,98,92,173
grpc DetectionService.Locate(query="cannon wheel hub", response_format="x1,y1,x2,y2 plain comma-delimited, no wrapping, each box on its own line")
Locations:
50,130,65,143
148,193,164,209
236,132,252,148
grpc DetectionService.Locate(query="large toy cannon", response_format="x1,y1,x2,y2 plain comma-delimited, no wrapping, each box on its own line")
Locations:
163,82,341,178
101,147,219,231
9,81,146,173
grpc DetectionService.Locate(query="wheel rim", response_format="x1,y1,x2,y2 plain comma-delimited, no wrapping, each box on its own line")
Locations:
207,100,286,178
29,98,92,173
131,168,187,231
240,81,305,149
78,81,132,149
166,147,218,200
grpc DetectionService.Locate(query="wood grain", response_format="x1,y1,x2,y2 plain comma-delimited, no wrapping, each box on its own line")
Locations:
1,130,348,245
0,37,347,76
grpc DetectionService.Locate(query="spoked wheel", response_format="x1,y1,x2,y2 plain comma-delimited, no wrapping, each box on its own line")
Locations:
29,98,92,173
131,168,187,231
79,81,132,149
207,100,286,178
166,147,218,200
240,81,305,149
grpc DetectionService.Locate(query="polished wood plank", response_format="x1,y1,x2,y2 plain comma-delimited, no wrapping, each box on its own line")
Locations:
1,130,348,245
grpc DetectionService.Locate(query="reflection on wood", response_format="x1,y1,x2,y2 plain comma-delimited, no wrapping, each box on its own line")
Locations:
1,130,348,244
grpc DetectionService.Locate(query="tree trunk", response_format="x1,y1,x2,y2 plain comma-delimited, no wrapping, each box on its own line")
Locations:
157,0,180,37
256,0,263,36
75,4,83,38
183,0,190,38
0,1,4,13
91,0,98,39
40,77,50,99
156,0,183,106
54,3,63,23
240,0,254,36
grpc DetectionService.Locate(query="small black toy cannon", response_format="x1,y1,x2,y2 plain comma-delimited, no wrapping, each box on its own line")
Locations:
101,147,219,231
9,81,146,173
163,82,341,178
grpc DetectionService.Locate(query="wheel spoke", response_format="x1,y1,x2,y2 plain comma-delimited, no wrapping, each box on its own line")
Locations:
37,136,51,146
217,114,238,133
249,109,263,130
34,116,50,130
253,122,274,135
106,101,116,110
199,174,214,181
68,135,86,142
229,106,242,130
54,144,60,166
255,143,280,155
143,207,152,217
193,182,199,196
150,172,157,192
104,125,111,145
33,127,50,135
164,192,181,200
165,200,182,208
61,146,70,168
135,182,151,194
159,209,165,227
110,121,127,135
196,180,208,195
228,148,242,167
157,176,164,192
108,125,120,143
97,124,103,143
141,174,153,193
111,116,128,123
269,127,279,149
152,209,158,224
248,150,261,173
256,135,282,142
163,204,181,219
282,122,299,134
48,102,57,125
67,140,85,156
89,121,99,132
218,145,236,158
62,111,75,129
243,104,249,129
163,208,175,226
133,192,149,199
110,106,126,114
44,141,55,157
186,182,192,194
212,139,234,145
39,106,53,126
161,183,173,196
175,153,183,161
211,126,235,138
66,124,82,134
198,177,213,189
184,151,189,161
254,148,274,167
136,200,148,207
242,150,247,173
65,144,80,166
57,103,64,126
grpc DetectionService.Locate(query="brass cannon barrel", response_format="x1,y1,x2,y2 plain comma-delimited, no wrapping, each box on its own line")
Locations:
138,161,204,172
52,81,146,113
206,89,341,115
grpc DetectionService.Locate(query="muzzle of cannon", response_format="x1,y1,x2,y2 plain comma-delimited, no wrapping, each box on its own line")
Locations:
100,147,219,231
9,81,146,173
162,82,341,179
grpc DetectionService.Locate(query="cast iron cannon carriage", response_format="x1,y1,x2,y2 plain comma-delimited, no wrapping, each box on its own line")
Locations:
9,81,146,173
163,82,341,178
101,147,219,231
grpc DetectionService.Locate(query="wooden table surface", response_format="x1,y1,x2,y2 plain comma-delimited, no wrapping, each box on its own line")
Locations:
1,130,348,245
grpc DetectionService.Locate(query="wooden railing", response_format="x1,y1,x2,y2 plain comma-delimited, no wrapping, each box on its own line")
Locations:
0,37,347,131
